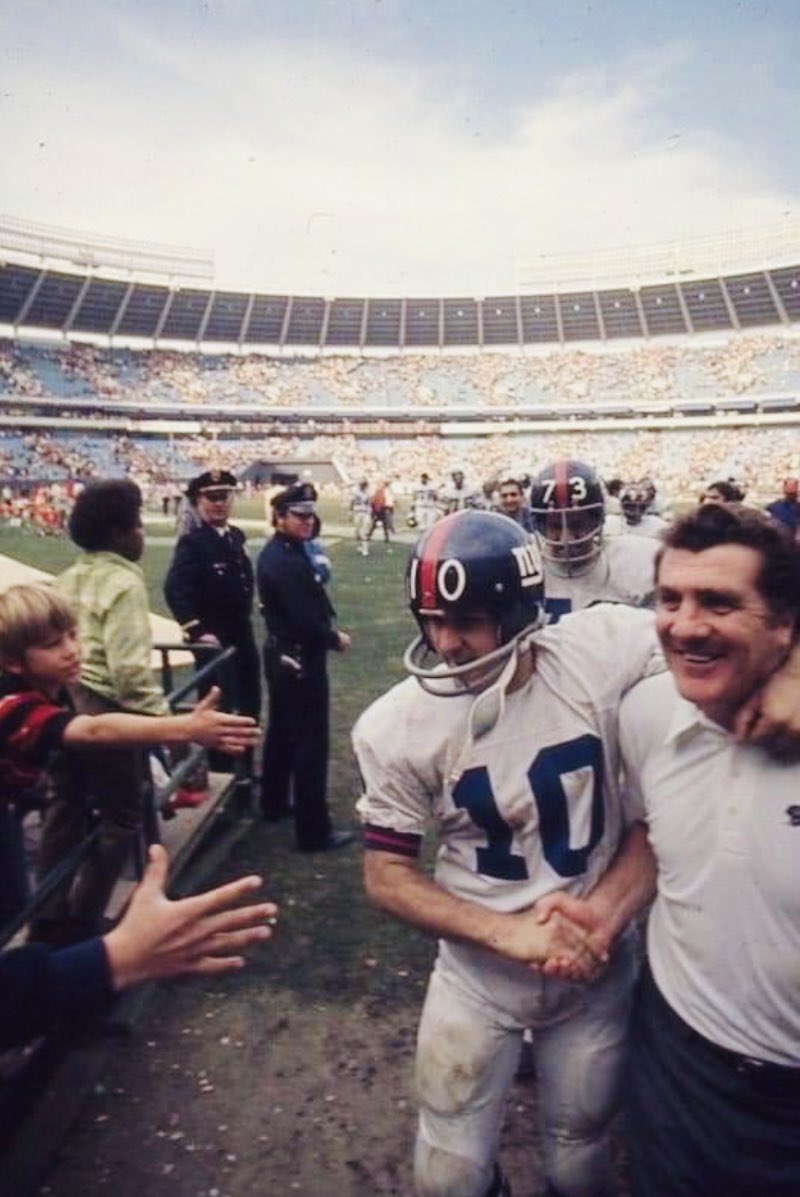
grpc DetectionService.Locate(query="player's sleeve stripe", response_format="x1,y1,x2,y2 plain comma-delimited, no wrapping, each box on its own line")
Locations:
363,824,422,857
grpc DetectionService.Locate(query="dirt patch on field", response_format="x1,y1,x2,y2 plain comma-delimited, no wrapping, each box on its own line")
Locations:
36,822,629,1197
39,984,568,1197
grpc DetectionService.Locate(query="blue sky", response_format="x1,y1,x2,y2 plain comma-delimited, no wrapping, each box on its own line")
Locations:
1,0,798,294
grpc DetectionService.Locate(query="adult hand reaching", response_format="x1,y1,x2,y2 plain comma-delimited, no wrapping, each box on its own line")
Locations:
103,844,278,989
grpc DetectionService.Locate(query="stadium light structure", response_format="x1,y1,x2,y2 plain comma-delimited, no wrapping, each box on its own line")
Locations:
0,214,214,283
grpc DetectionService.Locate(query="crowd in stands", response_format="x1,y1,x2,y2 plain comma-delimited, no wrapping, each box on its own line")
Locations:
3,333,800,412
2,331,800,509
1,423,799,514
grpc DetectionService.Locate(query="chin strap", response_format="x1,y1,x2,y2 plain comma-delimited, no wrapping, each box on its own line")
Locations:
447,633,534,785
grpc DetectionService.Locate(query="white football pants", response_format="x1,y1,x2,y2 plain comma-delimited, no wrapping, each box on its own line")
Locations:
413,935,637,1197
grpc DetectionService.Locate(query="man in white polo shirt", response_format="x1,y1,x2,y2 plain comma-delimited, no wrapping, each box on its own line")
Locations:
538,501,800,1196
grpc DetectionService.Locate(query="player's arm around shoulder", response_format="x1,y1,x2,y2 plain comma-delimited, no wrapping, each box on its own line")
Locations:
539,602,662,699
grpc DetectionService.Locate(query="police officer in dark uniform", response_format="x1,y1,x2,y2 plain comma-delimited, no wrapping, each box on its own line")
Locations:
164,470,260,769
257,482,354,852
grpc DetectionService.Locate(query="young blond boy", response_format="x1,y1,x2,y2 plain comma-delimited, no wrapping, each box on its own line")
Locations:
0,584,257,928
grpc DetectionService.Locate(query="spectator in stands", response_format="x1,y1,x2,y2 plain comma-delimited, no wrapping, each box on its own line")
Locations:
1,842,276,1051
32,481,173,946
766,477,800,536
0,584,259,929
164,470,261,773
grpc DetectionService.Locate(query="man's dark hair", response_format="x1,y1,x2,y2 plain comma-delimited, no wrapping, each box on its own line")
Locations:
68,480,142,551
656,503,800,621
703,480,743,503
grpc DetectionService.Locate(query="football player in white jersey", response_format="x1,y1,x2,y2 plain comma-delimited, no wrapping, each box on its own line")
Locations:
529,459,660,623
441,468,482,514
412,473,440,530
354,510,663,1197
350,479,372,556
619,482,670,538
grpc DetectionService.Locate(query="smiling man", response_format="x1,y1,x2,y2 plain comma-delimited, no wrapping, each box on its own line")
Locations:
620,503,800,1197
538,502,800,1197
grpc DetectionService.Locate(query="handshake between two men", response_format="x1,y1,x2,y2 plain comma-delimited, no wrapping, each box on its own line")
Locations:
485,823,652,984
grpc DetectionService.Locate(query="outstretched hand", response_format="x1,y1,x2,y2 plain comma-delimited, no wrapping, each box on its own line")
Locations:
103,844,278,990
188,687,259,753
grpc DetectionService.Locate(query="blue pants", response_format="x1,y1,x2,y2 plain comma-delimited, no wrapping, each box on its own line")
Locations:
625,963,800,1197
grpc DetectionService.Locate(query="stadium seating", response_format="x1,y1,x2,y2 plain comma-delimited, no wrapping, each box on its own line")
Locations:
2,260,798,348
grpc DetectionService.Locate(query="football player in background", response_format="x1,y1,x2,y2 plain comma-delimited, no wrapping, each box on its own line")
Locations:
529,459,659,623
411,472,440,530
619,482,670,538
350,479,372,557
441,468,481,514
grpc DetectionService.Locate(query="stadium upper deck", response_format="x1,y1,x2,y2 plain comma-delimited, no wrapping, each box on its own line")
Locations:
1,216,799,352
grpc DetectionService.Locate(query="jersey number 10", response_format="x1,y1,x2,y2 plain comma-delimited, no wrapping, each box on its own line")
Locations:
452,733,605,880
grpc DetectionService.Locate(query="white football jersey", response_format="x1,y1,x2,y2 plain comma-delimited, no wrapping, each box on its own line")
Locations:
440,481,481,512
542,533,659,622
413,482,439,510
351,489,371,516
354,604,661,913
623,513,669,538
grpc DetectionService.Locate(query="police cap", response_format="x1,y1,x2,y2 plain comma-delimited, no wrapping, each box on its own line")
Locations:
271,481,318,515
187,470,238,503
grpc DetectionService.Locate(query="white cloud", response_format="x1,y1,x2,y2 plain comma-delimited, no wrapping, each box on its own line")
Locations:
1,22,794,296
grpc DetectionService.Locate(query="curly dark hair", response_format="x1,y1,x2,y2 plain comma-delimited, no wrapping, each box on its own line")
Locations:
702,480,743,503
68,480,143,551
656,502,800,621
